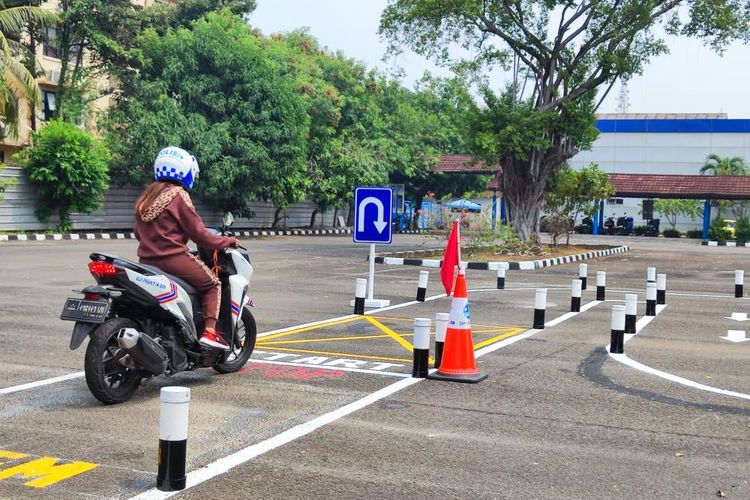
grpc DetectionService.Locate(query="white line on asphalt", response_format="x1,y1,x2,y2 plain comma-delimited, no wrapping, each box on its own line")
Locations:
129,298,600,499
0,371,85,395
247,359,410,378
606,304,750,401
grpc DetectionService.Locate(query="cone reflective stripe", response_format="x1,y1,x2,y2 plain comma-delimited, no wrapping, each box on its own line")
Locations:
646,282,657,316
571,279,582,312
736,270,744,298
434,312,449,369
579,263,588,290
416,271,429,302
625,293,638,334
656,273,667,305
496,267,506,289
427,269,487,383
354,278,366,315
533,288,547,329
596,271,606,301
157,387,190,492
610,305,626,354
412,318,431,378
647,266,656,283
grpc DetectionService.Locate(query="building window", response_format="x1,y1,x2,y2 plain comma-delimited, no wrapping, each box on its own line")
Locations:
43,27,59,59
607,198,624,205
42,90,56,121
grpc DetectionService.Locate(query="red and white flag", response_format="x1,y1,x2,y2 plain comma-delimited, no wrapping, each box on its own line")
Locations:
440,220,460,295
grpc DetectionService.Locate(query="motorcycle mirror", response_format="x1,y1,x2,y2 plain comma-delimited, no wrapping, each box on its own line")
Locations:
223,212,235,228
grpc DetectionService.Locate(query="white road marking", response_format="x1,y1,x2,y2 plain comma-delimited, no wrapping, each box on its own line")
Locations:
0,371,85,395
606,304,750,401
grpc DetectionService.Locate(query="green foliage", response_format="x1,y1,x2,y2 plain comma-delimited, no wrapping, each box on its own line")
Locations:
634,225,649,236
735,218,750,242
662,228,681,238
106,11,308,215
15,120,110,230
653,199,701,230
464,221,535,257
0,163,16,201
708,218,733,241
699,154,749,219
686,229,703,239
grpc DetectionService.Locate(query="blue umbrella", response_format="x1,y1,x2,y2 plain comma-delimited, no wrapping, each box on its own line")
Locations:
445,199,481,212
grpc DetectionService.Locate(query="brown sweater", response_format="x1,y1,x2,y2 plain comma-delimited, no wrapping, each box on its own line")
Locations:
135,185,234,259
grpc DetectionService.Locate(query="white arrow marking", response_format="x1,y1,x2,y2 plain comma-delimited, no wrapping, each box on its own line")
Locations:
725,312,749,322
357,196,388,234
720,330,749,343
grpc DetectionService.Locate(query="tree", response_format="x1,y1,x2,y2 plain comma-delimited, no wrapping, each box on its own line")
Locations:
15,120,110,230
653,198,701,230
106,11,308,216
699,153,749,218
544,163,614,245
0,163,15,201
380,1,750,240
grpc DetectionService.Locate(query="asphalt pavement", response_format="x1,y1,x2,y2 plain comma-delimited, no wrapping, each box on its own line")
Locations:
0,233,748,499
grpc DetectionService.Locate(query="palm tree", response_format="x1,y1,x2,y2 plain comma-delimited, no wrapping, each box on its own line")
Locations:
700,154,749,219
0,5,58,137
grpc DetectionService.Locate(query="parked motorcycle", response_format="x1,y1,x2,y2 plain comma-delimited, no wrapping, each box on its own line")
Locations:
60,214,256,404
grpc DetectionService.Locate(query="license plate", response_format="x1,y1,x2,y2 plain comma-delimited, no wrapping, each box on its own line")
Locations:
60,298,110,323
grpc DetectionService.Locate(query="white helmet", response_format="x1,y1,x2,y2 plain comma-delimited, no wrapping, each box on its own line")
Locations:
153,146,200,190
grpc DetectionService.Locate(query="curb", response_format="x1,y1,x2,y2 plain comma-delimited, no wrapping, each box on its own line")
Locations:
701,240,750,247
0,228,357,242
374,245,630,271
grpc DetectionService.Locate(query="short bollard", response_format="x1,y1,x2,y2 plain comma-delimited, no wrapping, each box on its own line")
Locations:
625,293,638,334
570,279,582,312
656,273,667,305
533,288,547,329
647,266,656,283
353,278,366,315
157,386,190,492
596,271,606,301
416,271,429,302
646,282,657,316
496,267,506,290
412,318,431,378
579,263,588,290
736,270,744,298
610,305,626,354
434,312,449,369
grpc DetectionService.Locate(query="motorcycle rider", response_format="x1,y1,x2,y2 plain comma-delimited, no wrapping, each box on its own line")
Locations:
134,146,240,351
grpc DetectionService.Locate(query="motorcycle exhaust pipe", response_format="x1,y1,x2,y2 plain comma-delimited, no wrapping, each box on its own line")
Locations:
117,328,169,375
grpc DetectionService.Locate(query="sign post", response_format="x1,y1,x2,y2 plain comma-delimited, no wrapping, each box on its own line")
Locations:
352,187,393,308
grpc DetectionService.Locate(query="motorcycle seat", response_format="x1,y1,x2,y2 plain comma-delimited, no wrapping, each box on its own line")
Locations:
91,253,199,296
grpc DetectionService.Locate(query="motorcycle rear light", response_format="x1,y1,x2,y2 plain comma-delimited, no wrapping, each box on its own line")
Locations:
84,293,100,300
88,261,117,278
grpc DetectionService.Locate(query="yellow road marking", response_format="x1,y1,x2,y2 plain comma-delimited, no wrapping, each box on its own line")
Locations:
258,346,411,363
364,316,414,353
0,454,98,488
371,315,522,329
473,327,526,349
258,316,362,342
259,333,403,345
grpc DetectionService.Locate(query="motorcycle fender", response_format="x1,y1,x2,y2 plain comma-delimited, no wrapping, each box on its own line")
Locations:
70,322,96,350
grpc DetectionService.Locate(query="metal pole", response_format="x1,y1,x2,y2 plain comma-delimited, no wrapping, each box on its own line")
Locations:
368,243,375,300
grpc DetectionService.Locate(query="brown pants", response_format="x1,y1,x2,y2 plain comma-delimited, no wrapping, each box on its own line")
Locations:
141,253,221,331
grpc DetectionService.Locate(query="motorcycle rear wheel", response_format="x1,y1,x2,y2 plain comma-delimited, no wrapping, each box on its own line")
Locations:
213,308,257,374
84,317,143,405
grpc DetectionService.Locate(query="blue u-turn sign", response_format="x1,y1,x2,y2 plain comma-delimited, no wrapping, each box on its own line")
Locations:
353,187,393,244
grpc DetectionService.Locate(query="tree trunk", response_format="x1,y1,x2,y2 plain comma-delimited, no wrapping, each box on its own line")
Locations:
501,157,548,241
272,207,283,228
347,202,354,227
309,209,319,228
332,207,339,227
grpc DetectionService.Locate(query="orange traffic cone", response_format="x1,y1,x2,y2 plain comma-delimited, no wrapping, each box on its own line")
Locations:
428,268,487,383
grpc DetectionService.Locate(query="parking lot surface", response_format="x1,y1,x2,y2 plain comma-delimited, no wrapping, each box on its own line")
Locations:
1,234,749,499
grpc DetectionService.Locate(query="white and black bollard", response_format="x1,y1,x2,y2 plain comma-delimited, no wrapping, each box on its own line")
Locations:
353,278,366,315
610,305,626,354
647,266,656,283
735,270,744,298
412,318,431,378
656,273,667,305
579,263,588,290
570,279,582,312
157,386,190,492
416,271,429,302
434,312,449,369
533,288,547,329
496,267,506,290
646,282,657,316
596,271,606,301
625,293,638,334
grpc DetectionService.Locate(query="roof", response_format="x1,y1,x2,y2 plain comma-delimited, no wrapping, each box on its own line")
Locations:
609,174,750,200
596,113,728,120
434,154,499,174
596,118,750,133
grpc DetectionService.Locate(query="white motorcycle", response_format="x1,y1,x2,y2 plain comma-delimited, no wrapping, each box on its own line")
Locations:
60,214,256,404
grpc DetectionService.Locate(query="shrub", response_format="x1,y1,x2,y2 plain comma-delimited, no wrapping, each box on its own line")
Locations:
663,228,681,238
686,229,703,239
634,225,649,236
708,218,733,241
735,218,750,242
0,163,15,201
15,120,110,231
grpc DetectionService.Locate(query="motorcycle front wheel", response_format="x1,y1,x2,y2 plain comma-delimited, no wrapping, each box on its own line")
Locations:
213,308,257,374
84,317,143,405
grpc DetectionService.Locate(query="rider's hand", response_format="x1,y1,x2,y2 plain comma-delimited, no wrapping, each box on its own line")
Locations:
228,237,241,248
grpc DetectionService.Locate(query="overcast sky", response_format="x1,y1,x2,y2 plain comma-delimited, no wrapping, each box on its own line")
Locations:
249,1,750,118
